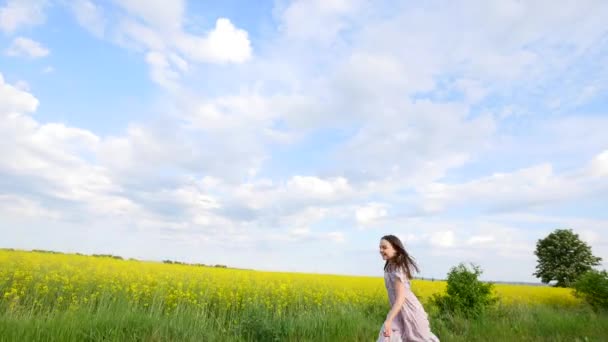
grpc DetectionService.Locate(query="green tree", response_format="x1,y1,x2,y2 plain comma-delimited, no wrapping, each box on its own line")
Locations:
533,229,602,287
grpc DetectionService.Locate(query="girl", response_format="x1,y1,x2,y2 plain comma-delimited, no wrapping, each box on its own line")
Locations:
377,235,439,342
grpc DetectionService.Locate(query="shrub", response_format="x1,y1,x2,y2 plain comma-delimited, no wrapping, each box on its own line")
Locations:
431,263,498,317
572,269,608,312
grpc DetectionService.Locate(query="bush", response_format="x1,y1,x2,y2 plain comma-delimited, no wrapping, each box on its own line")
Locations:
572,269,608,312
431,263,498,318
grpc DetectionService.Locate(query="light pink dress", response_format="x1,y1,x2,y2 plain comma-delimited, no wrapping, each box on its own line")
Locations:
377,268,440,342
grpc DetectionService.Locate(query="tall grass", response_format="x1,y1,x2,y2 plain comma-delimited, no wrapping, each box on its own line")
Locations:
2,301,606,341
431,304,608,341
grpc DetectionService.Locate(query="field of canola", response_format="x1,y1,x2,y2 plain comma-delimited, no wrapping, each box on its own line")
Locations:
1,249,602,341
0,249,579,313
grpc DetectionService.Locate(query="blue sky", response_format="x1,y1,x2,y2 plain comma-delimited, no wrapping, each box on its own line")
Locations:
1,0,607,282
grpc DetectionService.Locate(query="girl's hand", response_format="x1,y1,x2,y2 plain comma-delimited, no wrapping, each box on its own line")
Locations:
383,320,392,337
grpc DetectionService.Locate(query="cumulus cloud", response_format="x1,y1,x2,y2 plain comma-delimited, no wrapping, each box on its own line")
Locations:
0,73,128,222
0,0,47,33
0,73,38,114
109,2,251,88
145,51,184,89
418,150,608,214
0,74,350,256
286,176,351,200
327,231,345,243
0,194,62,220
278,0,364,43
5,37,49,58
176,18,252,64
115,0,184,32
69,0,105,38
589,150,608,178
355,203,388,226
430,231,456,248
0,76,268,248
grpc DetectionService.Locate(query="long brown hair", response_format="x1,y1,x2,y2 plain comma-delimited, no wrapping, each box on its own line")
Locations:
381,234,420,279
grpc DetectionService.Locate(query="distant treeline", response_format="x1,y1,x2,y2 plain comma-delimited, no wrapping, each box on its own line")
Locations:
161,259,227,268
1,248,228,269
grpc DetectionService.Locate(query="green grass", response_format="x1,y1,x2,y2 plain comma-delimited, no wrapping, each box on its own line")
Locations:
0,304,378,341
431,304,608,342
1,301,607,341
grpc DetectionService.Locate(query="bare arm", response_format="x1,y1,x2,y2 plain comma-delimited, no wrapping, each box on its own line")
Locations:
386,276,406,322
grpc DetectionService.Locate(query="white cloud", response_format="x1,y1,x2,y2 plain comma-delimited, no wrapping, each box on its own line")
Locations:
0,0,47,33
430,231,455,248
144,52,187,89
278,0,363,44
334,100,495,186
390,218,541,262
347,0,608,107
118,19,166,51
97,124,177,178
176,18,252,64
454,78,488,104
107,3,251,87
580,230,599,245
69,0,105,38
5,37,49,58
0,194,62,220
418,150,608,214
186,93,300,132
0,75,244,244
114,0,184,31
111,16,252,90
0,74,135,220
216,176,354,216
327,231,345,243
0,73,39,115
282,207,328,228
286,176,351,200
145,51,181,89
589,150,608,178
355,203,388,226
467,235,495,245
335,52,433,98
479,213,608,271
0,74,144,220
254,226,346,245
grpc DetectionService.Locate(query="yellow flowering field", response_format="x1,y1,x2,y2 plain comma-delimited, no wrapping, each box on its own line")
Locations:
3,249,605,341
0,248,579,316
